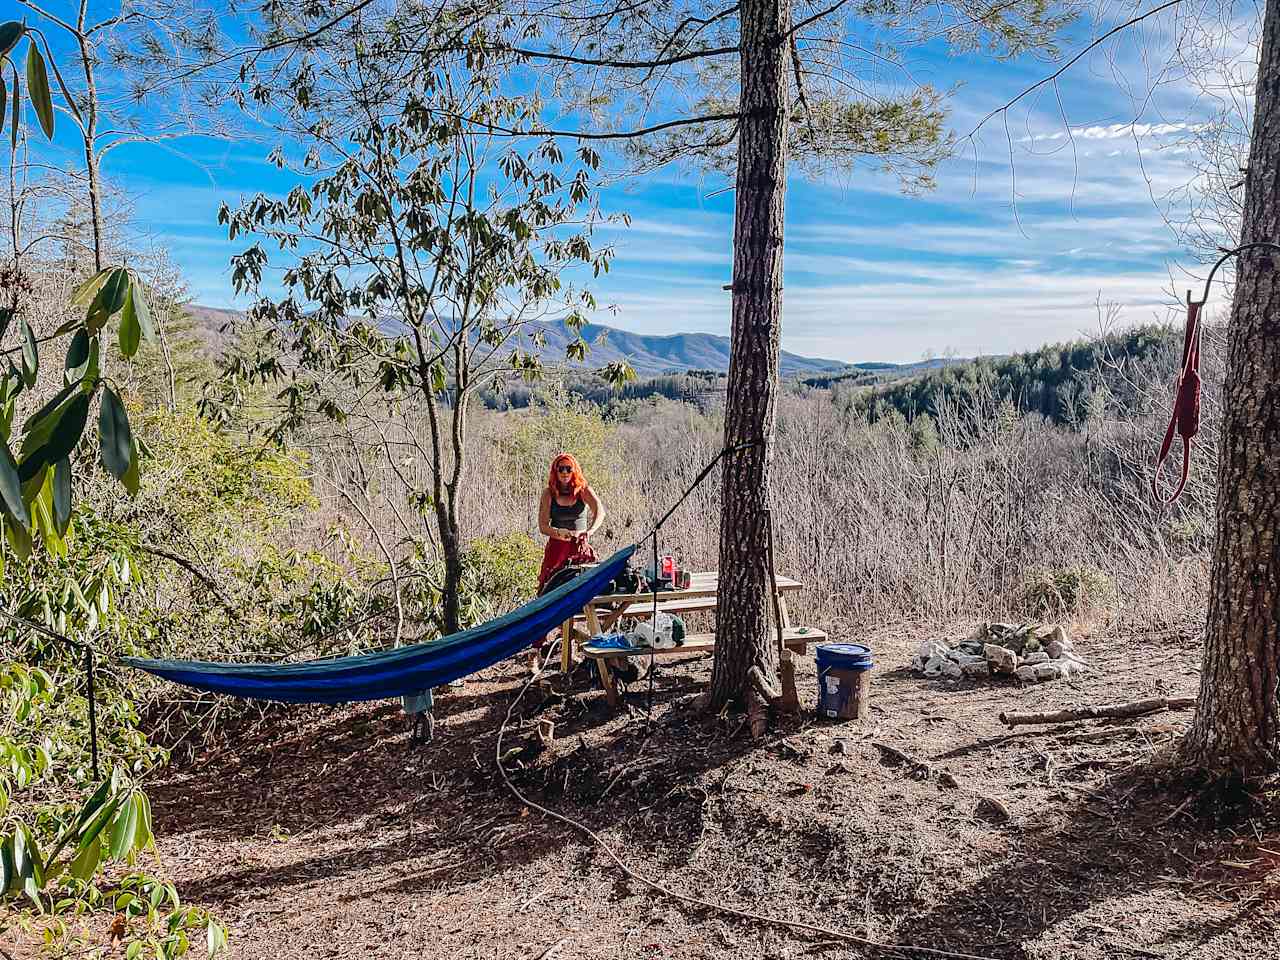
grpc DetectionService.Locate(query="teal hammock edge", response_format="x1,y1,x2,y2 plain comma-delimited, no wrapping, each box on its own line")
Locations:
122,545,636,704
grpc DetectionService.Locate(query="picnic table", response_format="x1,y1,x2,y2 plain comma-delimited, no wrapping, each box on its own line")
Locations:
557,571,827,707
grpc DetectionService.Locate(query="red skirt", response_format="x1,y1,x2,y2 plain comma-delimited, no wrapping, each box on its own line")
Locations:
537,537,600,595
538,538,579,594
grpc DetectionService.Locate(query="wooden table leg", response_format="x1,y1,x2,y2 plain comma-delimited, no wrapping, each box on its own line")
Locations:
585,604,603,637
599,599,636,633
776,596,800,712
595,658,620,707
560,617,575,673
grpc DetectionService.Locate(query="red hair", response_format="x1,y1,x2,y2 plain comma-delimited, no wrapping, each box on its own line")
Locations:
548,453,586,498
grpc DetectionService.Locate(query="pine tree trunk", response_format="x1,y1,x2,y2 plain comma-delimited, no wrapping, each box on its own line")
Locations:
709,0,791,714
1182,0,1280,777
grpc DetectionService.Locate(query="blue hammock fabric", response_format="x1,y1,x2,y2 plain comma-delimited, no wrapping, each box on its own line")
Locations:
122,546,635,704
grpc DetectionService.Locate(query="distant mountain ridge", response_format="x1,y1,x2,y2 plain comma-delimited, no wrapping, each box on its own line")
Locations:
534,320,848,376
184,306,850,377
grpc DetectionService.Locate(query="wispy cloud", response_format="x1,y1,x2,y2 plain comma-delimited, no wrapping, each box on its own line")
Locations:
596,216,725,239
1019,121,1200,143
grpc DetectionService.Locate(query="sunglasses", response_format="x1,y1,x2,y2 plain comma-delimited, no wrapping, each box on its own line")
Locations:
556,465,574,473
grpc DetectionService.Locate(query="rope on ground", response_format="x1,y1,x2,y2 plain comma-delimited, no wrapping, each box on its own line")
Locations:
494,656,997,960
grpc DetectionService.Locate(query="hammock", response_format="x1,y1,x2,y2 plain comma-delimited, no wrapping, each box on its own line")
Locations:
123,546,635,704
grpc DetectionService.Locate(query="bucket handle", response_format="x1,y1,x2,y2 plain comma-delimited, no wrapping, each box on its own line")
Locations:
817,661,872,677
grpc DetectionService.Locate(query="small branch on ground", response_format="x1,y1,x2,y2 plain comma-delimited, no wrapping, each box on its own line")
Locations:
527,937,567,960
1158,794,1197,825
1054,724,1183,745
873,740,934,779
1000,696,1197,728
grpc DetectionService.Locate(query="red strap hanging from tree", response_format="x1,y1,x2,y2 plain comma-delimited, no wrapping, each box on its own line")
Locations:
1152,242,1280,505
1152,297,1203,505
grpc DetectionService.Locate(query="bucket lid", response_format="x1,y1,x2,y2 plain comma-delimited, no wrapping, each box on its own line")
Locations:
817,642,871,659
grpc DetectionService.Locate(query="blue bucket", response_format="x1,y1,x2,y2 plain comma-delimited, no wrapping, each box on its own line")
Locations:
816,642,874,720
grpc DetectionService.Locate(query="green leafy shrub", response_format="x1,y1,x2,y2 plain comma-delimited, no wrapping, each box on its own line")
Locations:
1,508,161,784
460,533,541,628
1022,565,1117,618
1,663,226,956
399,532,541,636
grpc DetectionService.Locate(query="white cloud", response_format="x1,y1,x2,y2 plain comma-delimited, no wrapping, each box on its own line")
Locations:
1019,121,1201,143
589,252,1215,364
596,216,725,239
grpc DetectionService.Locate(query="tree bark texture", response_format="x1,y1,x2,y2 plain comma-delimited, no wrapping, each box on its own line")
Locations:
424,386,464,637
1183,0,1280,776
710,0,791,712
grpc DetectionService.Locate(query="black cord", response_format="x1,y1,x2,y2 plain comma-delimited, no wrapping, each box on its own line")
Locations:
644,441,758,541
1195,241,1280,304
85,647,100,781
639,441,759,726
0,607,100,782
647,530,658,726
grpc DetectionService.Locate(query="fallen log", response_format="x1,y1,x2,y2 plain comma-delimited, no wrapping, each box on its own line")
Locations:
1000,695,1196,728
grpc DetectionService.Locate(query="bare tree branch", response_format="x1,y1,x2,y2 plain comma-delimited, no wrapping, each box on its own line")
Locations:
965,0,1185,139
787,0,853,39
138,543,237,613
461,110,741,141
486,42,740,69
789,31,817,143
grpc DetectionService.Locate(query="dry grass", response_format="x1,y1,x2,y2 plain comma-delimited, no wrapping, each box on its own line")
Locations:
303,347,1217,646
11,254,1216,648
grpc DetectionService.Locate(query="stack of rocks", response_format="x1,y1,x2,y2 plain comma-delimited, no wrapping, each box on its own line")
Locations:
911,622,1086,683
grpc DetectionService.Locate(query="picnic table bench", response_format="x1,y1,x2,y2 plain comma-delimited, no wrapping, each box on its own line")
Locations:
558,570,826,708
583,625,828,707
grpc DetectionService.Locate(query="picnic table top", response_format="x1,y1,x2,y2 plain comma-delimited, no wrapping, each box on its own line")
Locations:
587,570,803,605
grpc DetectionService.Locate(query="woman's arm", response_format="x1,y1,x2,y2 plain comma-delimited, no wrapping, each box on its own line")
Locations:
538,489,564,540
581,486,604,537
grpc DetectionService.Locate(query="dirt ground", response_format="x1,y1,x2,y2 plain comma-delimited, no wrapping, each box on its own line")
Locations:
20,624,1280,959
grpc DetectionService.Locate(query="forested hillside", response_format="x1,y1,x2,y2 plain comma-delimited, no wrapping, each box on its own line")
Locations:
486,323,1192,425
847,323,1185,428
798,356,968,389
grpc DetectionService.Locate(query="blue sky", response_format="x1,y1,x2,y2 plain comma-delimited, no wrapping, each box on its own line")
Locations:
73,4,1244,363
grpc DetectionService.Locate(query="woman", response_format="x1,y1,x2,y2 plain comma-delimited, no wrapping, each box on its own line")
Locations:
537,453,604,594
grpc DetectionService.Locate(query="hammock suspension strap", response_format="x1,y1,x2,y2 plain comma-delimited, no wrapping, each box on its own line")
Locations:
1154,241,1280,504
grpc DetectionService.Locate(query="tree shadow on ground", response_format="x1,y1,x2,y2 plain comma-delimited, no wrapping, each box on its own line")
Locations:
894,757,1280,959
146,654,776,913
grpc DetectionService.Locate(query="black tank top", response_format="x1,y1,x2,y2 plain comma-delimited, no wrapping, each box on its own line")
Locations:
550,496,589,532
